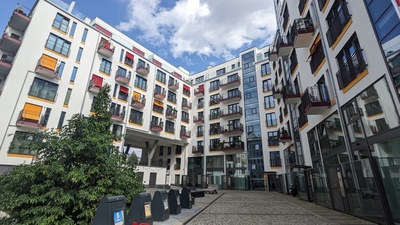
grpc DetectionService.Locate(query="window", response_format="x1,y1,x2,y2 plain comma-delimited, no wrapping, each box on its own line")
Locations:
197,125,204,137
210,108,220,120
69,67,77,82
261,63,271,76
8,131,41,155
231,64,235,70
52,13,69,33
365,101,383,116
245,93,252,99
176,146,182,155
156,70,166,83
182,111,189,123
118,86,129,101
198,98,204,108
263,79,273,92
69,22,77,37
153,100,164,114
57,111,66,130
264,52,269,59
183,85,190,96
76,47,83,62
165,120,175,133
64,88,72,106
167,91,177,103
227,88,239,98
124,52,134,67
264,95,275,109
41,108,51,127
210,123,220,135
134,76,147,90
210,138,220,150
81,28,88,43
100,58,112,74
210,93,220,105
310,37,325,74
129,109,143,125
113,84,118,97
336,34,366,89
57,61,65,78
210,80,220,92
175,158,181,169
119,49,125,62
159,146,164,156
270,151,282,167
195,76,204,84
266,113,277,127
326,0,351,46
45,33,71,56
216,68,226,76
29,77,58,101
112,124,123,140
227,74,238,83
290,49,298,75
268,131,279,146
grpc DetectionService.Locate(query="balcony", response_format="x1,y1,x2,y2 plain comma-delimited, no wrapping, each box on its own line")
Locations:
269,45,279,61
221,141,244,151
194,88,204,97
35,56,60,79
193,116,204,124
221,124,244,136
166,109,177,120
301,85,331,115
115,70,131,84
277,34,293,57
220,91,242,104
180,130,191,139
9,5,31,31
150,121,163,132
88,78,102,93
136,62,150,77
110,109,125,122
291,18,314,48
220,75,241,90
220,106,243,119
272,86,282,99
182,102,192,111
360,87,378,101
0,54,13,74
153,88,166,100
326,3,351,47
336,49,367,90
131,96,146,109
168,80,179,91
0,33,22,53
97,40,115,58
279,129,292,143
282,86,301,104
192,146,204,154
16,110,43,129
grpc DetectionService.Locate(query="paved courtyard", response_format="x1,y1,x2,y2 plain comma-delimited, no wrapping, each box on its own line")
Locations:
185,190,376,225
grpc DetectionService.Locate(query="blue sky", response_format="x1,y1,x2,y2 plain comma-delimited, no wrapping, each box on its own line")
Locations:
0,0,276,74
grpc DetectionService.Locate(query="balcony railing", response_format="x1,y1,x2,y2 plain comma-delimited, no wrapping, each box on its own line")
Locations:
278,129,292,143
154,88,166,100
221,141,244,151
0,33,22,53
136,62,150,76
336,49,367,90
194,88,204,97
165,126,175,134
193,116,204,124
35,56,60,79
360,87,378,101
131,96,146,108
197,130,204,137
9,4,31,31
277,33,293,57
291,18,314,48
192,146,204,154
166,108,178,119
97,40,115,58
209,112,221,120
88,78,102,93
209,127,221,135
326,3,351,47
115,69,131,84
220,91,242,103
269,44,279,61
209,96,221,106
168,80,179,91
180,130,191,139
220,106,243,119
301,85,331,115
129,116,143,125
220,75,240,89
150,121,163,132
182,102,192,110
220,124,244,135
110,109,125,122
272,86,282,99
282,85,301,105
197,102,204,109
210,144,221,151
16,110,43,129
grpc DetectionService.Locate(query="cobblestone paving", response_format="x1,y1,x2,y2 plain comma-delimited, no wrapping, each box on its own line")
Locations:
187,191,376,225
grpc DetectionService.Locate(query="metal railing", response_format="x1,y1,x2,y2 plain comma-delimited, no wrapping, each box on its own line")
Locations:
336,49,367,89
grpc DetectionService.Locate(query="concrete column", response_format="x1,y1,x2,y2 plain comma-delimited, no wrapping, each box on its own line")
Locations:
146,140,158,167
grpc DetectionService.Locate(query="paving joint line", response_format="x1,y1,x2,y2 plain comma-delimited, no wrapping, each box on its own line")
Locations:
182,192,225,225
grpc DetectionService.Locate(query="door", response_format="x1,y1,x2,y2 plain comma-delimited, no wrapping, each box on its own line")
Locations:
149,172,157,187
327,165,346,211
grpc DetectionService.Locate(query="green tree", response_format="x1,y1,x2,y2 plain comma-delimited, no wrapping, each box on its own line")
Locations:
0,85,143,225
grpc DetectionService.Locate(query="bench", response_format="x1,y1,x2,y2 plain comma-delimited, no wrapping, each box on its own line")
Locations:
204,184,218,194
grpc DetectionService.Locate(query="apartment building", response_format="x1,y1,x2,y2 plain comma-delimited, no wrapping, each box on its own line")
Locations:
269,0,400,224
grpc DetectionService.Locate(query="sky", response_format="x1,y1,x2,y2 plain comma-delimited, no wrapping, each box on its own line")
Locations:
0,0,276,74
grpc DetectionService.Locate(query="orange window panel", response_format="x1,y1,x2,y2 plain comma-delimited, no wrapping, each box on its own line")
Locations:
22,103,42,121
39,54,57,70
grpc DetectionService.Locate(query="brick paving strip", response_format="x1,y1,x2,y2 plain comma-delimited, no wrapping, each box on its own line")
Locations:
186,191,376,225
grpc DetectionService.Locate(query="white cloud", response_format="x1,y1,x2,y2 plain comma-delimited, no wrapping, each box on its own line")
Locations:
117,0,276,59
